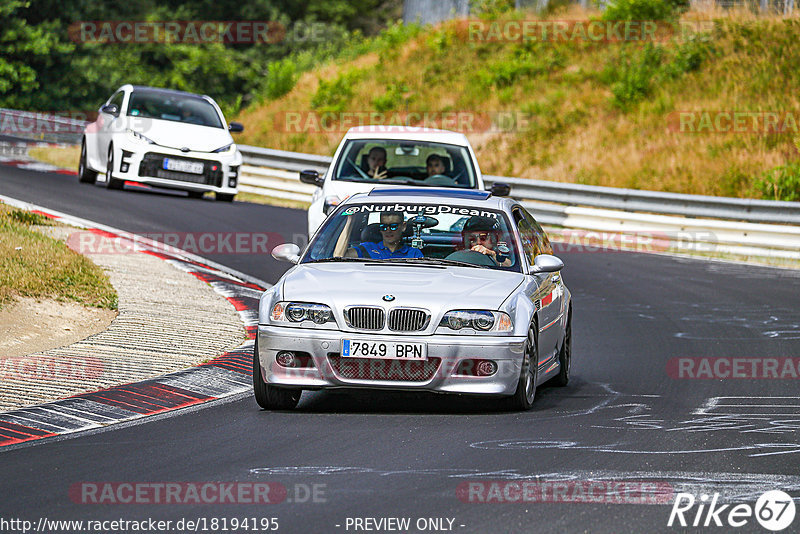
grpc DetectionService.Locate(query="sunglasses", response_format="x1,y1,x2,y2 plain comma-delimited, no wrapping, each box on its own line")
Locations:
379,223,401,231
468,232,493,243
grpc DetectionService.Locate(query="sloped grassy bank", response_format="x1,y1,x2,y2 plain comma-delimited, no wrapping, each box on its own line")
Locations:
236,8,800,200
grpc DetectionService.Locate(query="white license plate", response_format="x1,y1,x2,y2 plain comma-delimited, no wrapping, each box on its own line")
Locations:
341,339,426,360
163,158,204,174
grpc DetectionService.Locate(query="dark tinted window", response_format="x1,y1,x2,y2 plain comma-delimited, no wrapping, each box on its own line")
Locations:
127,91,223,128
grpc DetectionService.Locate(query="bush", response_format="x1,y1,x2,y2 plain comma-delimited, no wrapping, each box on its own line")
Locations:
372,83,410,112
756,163,800,201
602,0,676,22
262,58,298,100
310,70,362,112
607,43,664,109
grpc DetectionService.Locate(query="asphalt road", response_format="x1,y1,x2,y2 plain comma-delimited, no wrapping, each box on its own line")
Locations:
1,165,799,534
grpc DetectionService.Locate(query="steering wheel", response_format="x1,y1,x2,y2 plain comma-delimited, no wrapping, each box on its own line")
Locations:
423,174,457,186
445,250,498,267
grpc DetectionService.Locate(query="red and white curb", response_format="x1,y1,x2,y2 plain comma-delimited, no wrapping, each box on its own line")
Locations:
0,195,268,449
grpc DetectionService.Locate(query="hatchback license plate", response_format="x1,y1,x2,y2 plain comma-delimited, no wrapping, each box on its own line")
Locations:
341,340,426,360
163,158,204,174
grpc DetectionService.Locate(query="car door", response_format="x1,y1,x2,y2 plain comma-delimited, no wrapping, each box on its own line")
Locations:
97,90,125,169
513,207,561,368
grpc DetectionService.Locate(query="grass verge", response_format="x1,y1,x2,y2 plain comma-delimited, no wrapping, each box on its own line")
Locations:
0,204,118,311
27,145,79,172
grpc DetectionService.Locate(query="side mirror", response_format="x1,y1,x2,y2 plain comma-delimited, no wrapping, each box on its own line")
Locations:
300,169,324,187
272,243,301,264
228,122,244,133
529,254,563,274
489,182,511,197
100,104,119,116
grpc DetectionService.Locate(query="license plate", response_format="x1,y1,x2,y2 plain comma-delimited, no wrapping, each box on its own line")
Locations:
341,339,426,360
163,158,204,174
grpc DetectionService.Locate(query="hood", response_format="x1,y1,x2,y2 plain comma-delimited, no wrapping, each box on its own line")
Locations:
281,263,524,315
131,117,233,152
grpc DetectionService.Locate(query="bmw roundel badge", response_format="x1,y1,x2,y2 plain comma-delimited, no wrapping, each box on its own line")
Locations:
382,295,395,302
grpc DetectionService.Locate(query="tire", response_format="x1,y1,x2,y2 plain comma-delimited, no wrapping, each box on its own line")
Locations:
253,339,301,410
507,324,538,411
549,309,571,387
215,193,235,202
78,139,97,184
105,145,124,190
187,191,205,199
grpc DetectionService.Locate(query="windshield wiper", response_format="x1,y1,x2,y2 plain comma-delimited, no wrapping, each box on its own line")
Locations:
304,257,381,264
382,258,489,269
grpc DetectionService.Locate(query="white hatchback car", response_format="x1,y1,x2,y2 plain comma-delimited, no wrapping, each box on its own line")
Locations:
79,85,243,201
300,126,510,235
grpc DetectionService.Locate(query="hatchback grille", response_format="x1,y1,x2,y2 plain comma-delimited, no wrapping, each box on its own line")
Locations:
138,152,223,187
328,354,441,382
345,307,385,330
387,308,429,332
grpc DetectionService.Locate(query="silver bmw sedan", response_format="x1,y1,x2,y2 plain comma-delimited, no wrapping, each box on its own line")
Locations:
255,188,572,410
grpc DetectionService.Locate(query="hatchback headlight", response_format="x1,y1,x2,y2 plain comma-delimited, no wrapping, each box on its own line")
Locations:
271,302,336,327
127,128,155,144
437,310,513,333
212,143,233,153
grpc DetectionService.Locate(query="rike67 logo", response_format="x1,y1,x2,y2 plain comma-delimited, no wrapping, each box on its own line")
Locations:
668,491,796,531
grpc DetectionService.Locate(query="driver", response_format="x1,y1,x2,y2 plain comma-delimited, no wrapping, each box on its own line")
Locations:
346,211,423,259
366,147,388,180
462,215,511,267
426,154,447,177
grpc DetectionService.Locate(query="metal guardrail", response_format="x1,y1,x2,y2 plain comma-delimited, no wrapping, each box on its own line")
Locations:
0,108,85,145
236,144,800,259
237,144,800,225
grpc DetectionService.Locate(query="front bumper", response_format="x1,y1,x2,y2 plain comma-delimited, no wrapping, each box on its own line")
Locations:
111,142,241,194
257,325,526,396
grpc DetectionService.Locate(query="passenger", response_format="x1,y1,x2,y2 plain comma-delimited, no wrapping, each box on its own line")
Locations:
462,215,512,267
426,154,447,177
365,147,388,180
347,211,423,259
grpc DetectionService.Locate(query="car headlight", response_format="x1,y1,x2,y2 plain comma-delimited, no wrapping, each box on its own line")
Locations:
270,302,336,327
437,310,513,333
212,143,233,153
127,128,155,144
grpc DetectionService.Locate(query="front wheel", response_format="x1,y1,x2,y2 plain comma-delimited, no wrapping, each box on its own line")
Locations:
105,145,124,190
78,139,97,184
507,325,538,411
215,193,235,202
253,340,301,410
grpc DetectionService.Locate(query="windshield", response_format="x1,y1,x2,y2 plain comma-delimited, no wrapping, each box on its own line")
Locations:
303,202,521,272
126,91,224,128
332,139,477,188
